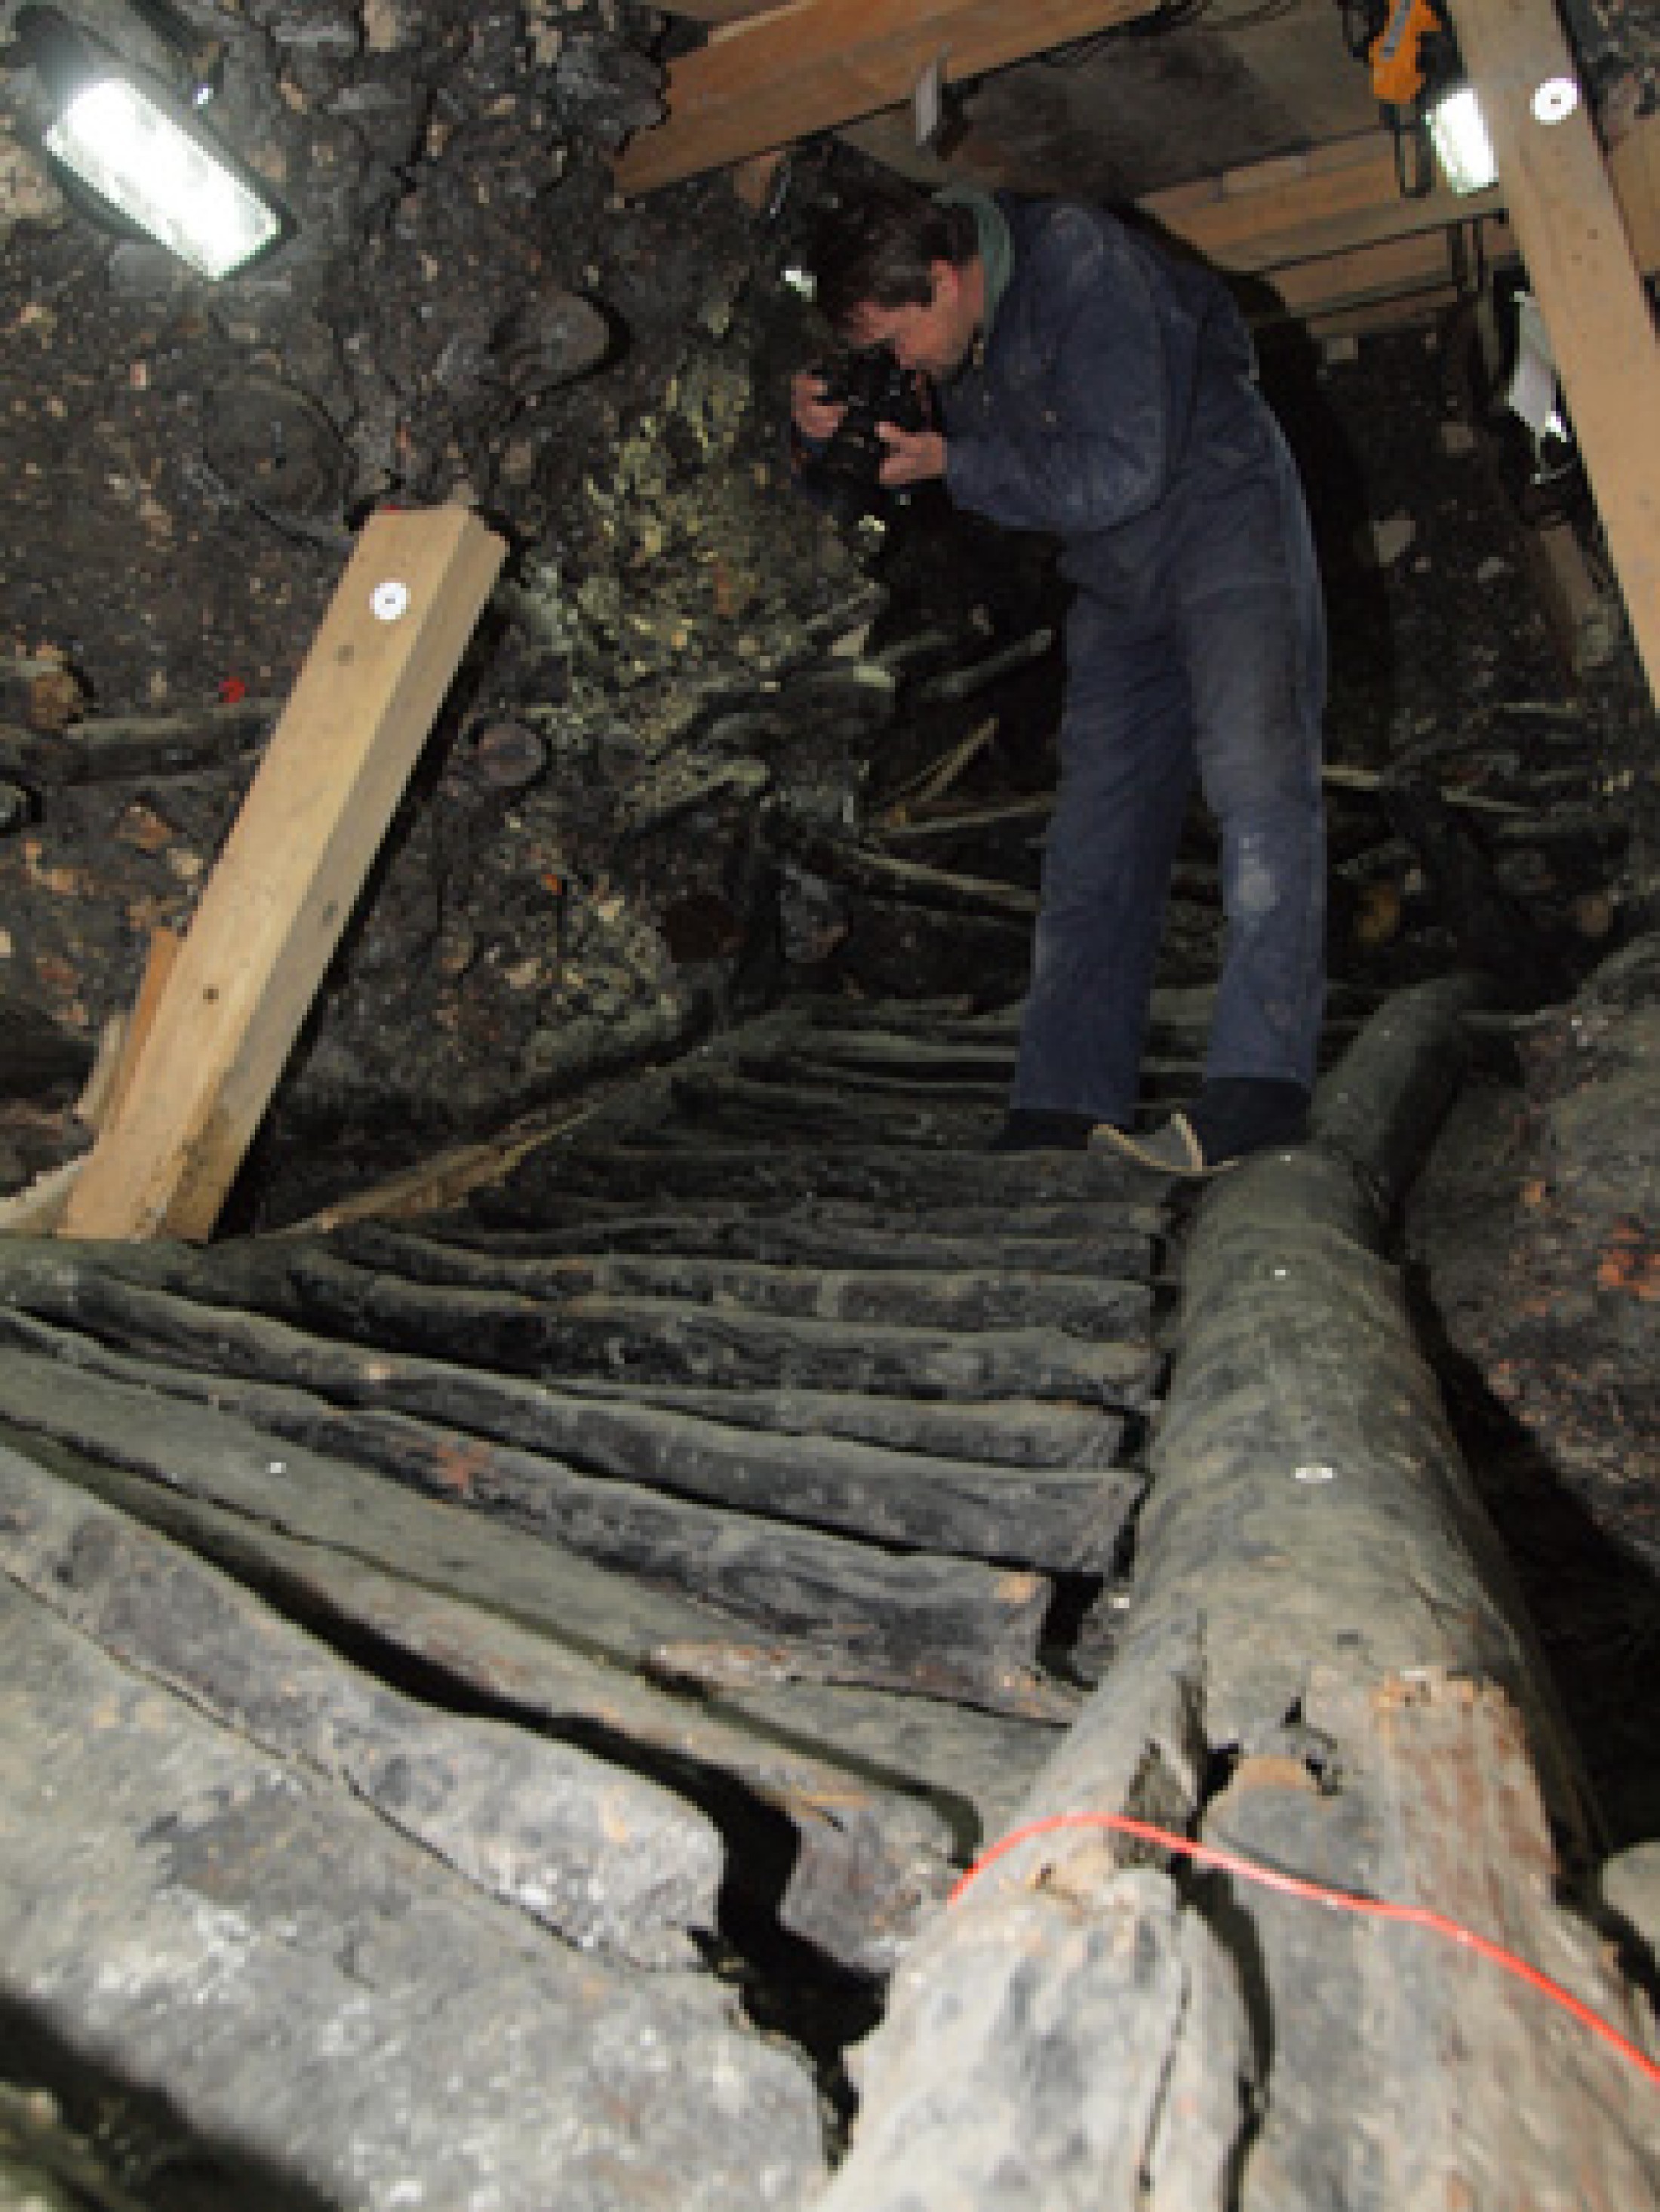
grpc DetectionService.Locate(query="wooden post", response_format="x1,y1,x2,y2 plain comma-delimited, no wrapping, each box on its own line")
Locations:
60,505,506,1242
1446,0,1660,707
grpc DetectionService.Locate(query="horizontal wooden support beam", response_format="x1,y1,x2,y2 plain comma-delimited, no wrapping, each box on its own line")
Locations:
1144,131,1502,274
613,0,1161,195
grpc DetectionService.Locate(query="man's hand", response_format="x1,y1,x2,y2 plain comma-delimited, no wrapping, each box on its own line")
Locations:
877,423,946,489
790,371,846,445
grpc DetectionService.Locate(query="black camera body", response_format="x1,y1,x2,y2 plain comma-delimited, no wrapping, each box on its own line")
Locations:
797,349,933,520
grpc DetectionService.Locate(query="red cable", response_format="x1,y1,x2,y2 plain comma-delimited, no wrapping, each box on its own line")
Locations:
948,1810,1660,2090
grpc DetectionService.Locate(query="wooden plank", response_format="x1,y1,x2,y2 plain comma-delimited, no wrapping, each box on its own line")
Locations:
60,506,506,1242
100,924,181,1128
1145,131,1503,274
612,0,1163,194
1447,0,1660,707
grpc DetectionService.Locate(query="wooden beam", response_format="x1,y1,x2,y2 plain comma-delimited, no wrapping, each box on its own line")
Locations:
612,0,1161,195
1144,132,1503,274
1446,0,1660,706
59,506,506,1243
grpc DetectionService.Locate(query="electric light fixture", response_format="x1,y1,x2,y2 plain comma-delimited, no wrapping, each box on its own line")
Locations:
17,7,285,281
1426,82,1498,195
44,65,282,279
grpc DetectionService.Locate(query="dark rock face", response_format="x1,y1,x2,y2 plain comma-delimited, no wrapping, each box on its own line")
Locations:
0,0,878,1204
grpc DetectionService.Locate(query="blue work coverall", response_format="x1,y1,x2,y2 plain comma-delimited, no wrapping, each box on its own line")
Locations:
941,195,1327,1126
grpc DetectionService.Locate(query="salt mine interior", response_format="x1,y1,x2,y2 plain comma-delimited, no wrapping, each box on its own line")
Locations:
0,1,1657,2205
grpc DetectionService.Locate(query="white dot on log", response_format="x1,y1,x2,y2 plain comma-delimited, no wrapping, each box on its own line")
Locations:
372,579,411,621
1532,76,1579,125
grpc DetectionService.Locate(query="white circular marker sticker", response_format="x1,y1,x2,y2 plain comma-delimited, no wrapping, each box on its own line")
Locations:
372,579,411,621
1532,75,1579,124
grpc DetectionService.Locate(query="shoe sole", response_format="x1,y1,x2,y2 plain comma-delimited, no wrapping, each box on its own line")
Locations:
1090,1115,1232,1180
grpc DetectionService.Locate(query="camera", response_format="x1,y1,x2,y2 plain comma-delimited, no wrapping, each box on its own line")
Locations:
796,348,933,521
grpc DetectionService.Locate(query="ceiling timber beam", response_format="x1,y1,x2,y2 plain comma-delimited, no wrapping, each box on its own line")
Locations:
1142,132,1503,274
612,0,1164,195
1447,0,1660,709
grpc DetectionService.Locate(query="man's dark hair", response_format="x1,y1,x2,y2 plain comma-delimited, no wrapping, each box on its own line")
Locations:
807,177,979,338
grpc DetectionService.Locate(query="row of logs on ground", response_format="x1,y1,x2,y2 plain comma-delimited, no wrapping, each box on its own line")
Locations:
0,976,1655,2208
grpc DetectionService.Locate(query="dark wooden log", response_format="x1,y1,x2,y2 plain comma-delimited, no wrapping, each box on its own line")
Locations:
912,625,1056,703
45,1433,1051,1974
812,986,1658,2212
0,1447,725,1966
420,1200,1161,1286
0,1340,1069,1715
0,1281,1139,1575
0,1549,831,2212
463,1181,1168,1252
491,1134,1167,1217
275,1244,1160,1406
328,1218,1155,1342
0,699,278,783
667,1064,990,1144
771,823,1040,918
0,1430,964,1974
0,1238,1140,1472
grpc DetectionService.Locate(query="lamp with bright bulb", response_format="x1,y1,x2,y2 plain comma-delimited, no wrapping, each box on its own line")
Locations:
1426,81,1498,195
17,6,286,281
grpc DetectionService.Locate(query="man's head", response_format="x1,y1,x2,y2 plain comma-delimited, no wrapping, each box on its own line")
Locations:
807,177,984,380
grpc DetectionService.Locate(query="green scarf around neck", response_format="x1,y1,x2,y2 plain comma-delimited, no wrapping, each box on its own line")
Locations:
933,183,1013,343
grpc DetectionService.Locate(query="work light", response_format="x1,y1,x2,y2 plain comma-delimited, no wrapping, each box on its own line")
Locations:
1425,82,1498,196
17,6,285,281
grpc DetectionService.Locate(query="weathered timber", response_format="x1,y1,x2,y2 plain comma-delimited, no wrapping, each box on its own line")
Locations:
490,1134,1164,1214
327,1217,1155,1341
912,626,1056,703
813,982,1659,2212
420,1200,1160,1284
667,1065,991,1144
0,1431,957,1974
0,1446,724,1967
274,1244,1159,1405
540,1378,1137,1470
0,1343,1068,1715
0,698,278,783
0,1291,1139,1574
462,1180,1167,1251
770,825,1041,918
0,1236,1141,1469
0,1574,829,2212
54,1432,1048,1934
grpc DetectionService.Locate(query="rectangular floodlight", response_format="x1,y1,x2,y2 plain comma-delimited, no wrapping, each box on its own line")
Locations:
44,72,281,279
1427,85,1499,196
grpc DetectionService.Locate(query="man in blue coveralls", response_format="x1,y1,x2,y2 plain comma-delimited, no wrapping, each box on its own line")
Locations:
791,175,1328,1174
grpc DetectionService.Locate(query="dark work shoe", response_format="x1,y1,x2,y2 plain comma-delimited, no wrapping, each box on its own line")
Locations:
990,1109,1113,1154
1090,1079,1309,1178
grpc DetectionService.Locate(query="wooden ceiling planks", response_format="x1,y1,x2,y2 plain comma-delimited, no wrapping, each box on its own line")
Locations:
612,0,1165,195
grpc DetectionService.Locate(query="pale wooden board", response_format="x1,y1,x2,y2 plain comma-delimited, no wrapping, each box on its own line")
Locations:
60,506,505,1241
612,0,1164,193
